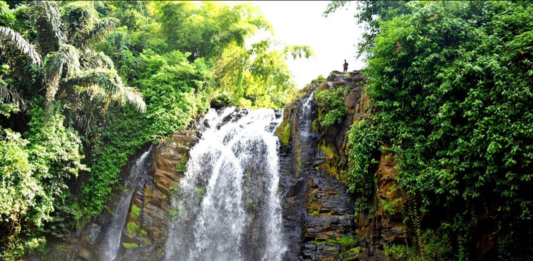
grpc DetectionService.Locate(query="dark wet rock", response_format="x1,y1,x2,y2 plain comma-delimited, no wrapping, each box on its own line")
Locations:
275,109,283,119
88,223,101,245
277,71,364,261
302,243,317,260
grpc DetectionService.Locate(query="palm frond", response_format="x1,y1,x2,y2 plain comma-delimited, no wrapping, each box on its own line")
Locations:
0,26,42,66
0,78,26,109
111,86,145,112
60,68,146,112
61,94,101,134
31,1,66,54
44,44,80,101
0,26,42,86
80,49,114,70
78,18,118,49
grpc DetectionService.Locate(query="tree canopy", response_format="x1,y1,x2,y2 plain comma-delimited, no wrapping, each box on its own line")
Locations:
341,1,533,259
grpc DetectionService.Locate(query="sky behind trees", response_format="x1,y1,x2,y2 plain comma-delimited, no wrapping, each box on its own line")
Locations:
243,1,365,87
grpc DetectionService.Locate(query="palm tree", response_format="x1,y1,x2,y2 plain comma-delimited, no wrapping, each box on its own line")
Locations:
0,1,145,131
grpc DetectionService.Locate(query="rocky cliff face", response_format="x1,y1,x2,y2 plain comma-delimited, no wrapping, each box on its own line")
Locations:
34,71,412,261
32,130,198,261
277,71,412,261
277,71,364,261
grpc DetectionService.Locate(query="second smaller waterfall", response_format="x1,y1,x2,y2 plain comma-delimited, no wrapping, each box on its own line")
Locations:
100,147,152,260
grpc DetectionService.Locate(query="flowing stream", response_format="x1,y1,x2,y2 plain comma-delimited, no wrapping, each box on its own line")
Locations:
100,147,151,261
164,108,286,261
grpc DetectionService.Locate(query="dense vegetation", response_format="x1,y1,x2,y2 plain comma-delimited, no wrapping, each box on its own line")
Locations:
327,1,533,259
0,1,310,258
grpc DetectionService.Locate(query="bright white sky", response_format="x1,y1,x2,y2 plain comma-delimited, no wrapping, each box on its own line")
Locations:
237,1,366,88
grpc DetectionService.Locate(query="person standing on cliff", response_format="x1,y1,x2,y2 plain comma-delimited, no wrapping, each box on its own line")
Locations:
343,59,348,73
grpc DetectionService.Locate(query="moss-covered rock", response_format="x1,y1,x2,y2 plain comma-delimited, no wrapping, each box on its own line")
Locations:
275,121,291,146
122,243,139,249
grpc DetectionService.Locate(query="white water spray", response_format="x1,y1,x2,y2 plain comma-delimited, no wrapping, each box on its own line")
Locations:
165,108,286,261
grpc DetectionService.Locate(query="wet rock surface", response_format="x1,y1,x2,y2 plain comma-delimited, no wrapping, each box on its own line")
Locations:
31,129,197,260
278,71,415,260
118,130,197,261
278,71,365,261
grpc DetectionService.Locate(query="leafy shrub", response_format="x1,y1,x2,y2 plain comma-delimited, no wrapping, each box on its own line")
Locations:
130,205,141,219
176,155,188,173
0,101,85,258
315,87,348,127
126,222,139,235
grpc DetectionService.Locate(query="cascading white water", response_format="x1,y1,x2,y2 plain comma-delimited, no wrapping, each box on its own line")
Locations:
100,148,151,261
165,108,286,261
300,92,314,139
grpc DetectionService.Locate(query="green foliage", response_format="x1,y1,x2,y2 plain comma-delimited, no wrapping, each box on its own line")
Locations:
157,1,270,60
126,221,139,235
122,242,139,249
384,244,416,261
318,142,335,160
196,188,205,197
383,230,451,261
347,119,381,214
0,100,85,258
418,229,452,260
80,48,212,217
276,121,291,146
346,1,533,258
130,205,141,219
316,75,327,83
335,236,356,248
138,229,147,238
216,39,309,109
311,211,319,217
176,155,188,174
315,86,349,127
312,236,358,259
343,247,360,260
325,1,411,58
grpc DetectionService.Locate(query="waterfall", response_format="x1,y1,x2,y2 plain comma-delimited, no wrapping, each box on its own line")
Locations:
299,92,314,139
100,147,152,261
165,108,286,261
297,92,317,173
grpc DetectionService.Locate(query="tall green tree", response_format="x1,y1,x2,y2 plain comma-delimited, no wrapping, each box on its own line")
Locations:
345,1,533,259
0,1,145,129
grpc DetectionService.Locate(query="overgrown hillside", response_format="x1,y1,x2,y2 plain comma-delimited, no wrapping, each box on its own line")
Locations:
0,1,310,258
326,1,533,259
